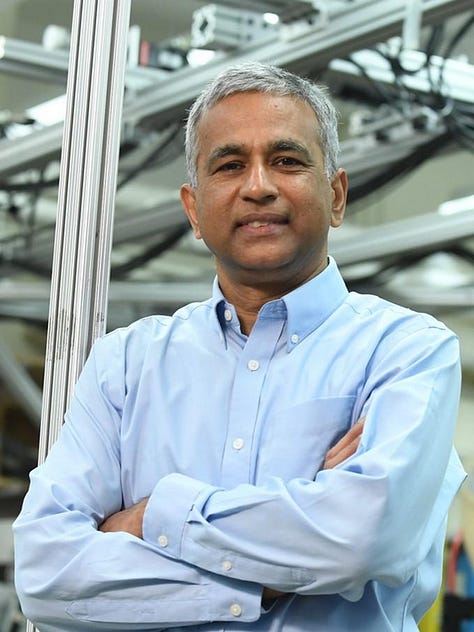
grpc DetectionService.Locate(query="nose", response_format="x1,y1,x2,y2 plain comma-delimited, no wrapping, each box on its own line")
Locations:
239,163,278,203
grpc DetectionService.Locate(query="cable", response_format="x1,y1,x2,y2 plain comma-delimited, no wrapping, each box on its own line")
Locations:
439,11,474,86
347,130,452,205
117,123,183,190
110,223,189,278
0,176,59,193
342,56,401,107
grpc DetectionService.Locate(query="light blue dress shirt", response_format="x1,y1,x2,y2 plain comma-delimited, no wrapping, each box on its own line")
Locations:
13,258,465,632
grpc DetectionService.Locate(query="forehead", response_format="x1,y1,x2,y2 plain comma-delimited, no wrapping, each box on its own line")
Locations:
196,92,320,151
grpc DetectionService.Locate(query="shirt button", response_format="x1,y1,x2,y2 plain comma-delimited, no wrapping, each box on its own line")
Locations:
230,603,242,617
222,560,233,571
232,438,244,450
158,535,168,547
247,359,259,371
224,309,232,322
290,333,299,344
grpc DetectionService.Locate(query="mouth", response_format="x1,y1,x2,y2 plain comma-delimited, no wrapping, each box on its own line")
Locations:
245,220,275,228
236,216,288,238
237,214,288,229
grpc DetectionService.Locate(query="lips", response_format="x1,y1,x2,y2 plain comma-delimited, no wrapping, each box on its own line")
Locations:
236,213,288,228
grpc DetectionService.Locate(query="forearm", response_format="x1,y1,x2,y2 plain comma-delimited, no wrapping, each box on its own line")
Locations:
143,451,462,599
14,491,262,630
13,403,262,628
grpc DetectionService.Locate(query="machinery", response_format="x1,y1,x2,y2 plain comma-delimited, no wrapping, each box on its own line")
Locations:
0,3,473,629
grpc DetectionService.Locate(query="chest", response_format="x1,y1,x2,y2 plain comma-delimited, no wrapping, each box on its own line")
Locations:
119,324,367,504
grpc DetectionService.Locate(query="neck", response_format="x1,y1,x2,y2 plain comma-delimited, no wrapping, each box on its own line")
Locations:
219,280,285,335
217,263,326,335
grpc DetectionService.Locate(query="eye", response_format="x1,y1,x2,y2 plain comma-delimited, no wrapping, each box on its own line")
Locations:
216,161,243,172
275,156,304,167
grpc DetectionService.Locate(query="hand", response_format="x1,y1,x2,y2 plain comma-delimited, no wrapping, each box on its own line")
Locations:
322,417,365,470
99,497,149,539
262,587,287,609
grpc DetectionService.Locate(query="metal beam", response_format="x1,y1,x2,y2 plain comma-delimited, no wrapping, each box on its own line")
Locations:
0,280,212,304
384,286,474,309
0,0,471,177
1,197,188,270
0,35,167,88
330,208,474,266
0,277,471,321
0,35,69,82
36,0,131,467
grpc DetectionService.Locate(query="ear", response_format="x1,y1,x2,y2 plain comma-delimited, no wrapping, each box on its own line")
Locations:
180,184,202,239
330,168,348,228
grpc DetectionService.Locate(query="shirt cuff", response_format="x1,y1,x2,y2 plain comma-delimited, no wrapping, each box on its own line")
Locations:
142,473,263,624
143,472,216,558
67,579,264,626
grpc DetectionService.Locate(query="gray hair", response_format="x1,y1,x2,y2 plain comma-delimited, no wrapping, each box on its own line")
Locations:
184,61,340,188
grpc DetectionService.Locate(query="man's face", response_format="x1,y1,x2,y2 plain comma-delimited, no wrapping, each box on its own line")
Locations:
181,91,347,289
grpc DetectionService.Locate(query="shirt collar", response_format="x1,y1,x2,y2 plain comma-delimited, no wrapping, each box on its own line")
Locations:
211,257,348,351
282,257,348,351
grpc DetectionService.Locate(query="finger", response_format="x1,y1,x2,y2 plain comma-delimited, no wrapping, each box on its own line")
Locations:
323,418,365,470
326,417,365,458
323,435,361,469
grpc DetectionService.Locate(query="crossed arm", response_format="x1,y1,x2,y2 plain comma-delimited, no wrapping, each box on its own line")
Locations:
99,419,364,538
14,324,464,630
99,419,365,605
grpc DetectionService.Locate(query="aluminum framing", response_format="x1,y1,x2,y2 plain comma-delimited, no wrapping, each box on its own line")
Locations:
1,205,472,306
27,0,131,623
0,117,452,272
0,0,471,177
37,0,131,463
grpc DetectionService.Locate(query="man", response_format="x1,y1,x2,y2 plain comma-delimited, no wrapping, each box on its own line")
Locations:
13,62,465,631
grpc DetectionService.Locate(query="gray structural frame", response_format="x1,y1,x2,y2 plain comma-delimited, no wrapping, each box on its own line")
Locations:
0,0,473,177
25,1,132,628
0,202,472,307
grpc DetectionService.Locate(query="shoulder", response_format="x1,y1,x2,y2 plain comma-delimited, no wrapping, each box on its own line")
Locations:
346,291,455,336
340,292,459,368
92,299,216,358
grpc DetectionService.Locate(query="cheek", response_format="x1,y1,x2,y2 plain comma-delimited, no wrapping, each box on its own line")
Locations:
196,187,231,222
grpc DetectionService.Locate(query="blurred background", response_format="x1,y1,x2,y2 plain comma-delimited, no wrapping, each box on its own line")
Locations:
0,1,473,629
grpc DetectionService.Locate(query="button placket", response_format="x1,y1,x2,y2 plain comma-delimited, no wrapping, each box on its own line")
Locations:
220,316,284,488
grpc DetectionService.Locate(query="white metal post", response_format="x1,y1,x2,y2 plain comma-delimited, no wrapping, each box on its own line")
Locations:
27,0,131,627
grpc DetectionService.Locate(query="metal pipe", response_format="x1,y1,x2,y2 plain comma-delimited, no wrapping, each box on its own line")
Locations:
27,2,131,627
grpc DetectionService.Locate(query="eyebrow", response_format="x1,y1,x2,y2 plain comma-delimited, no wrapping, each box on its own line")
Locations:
269,139,314,163
206,138,314,171
206,144,243,170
